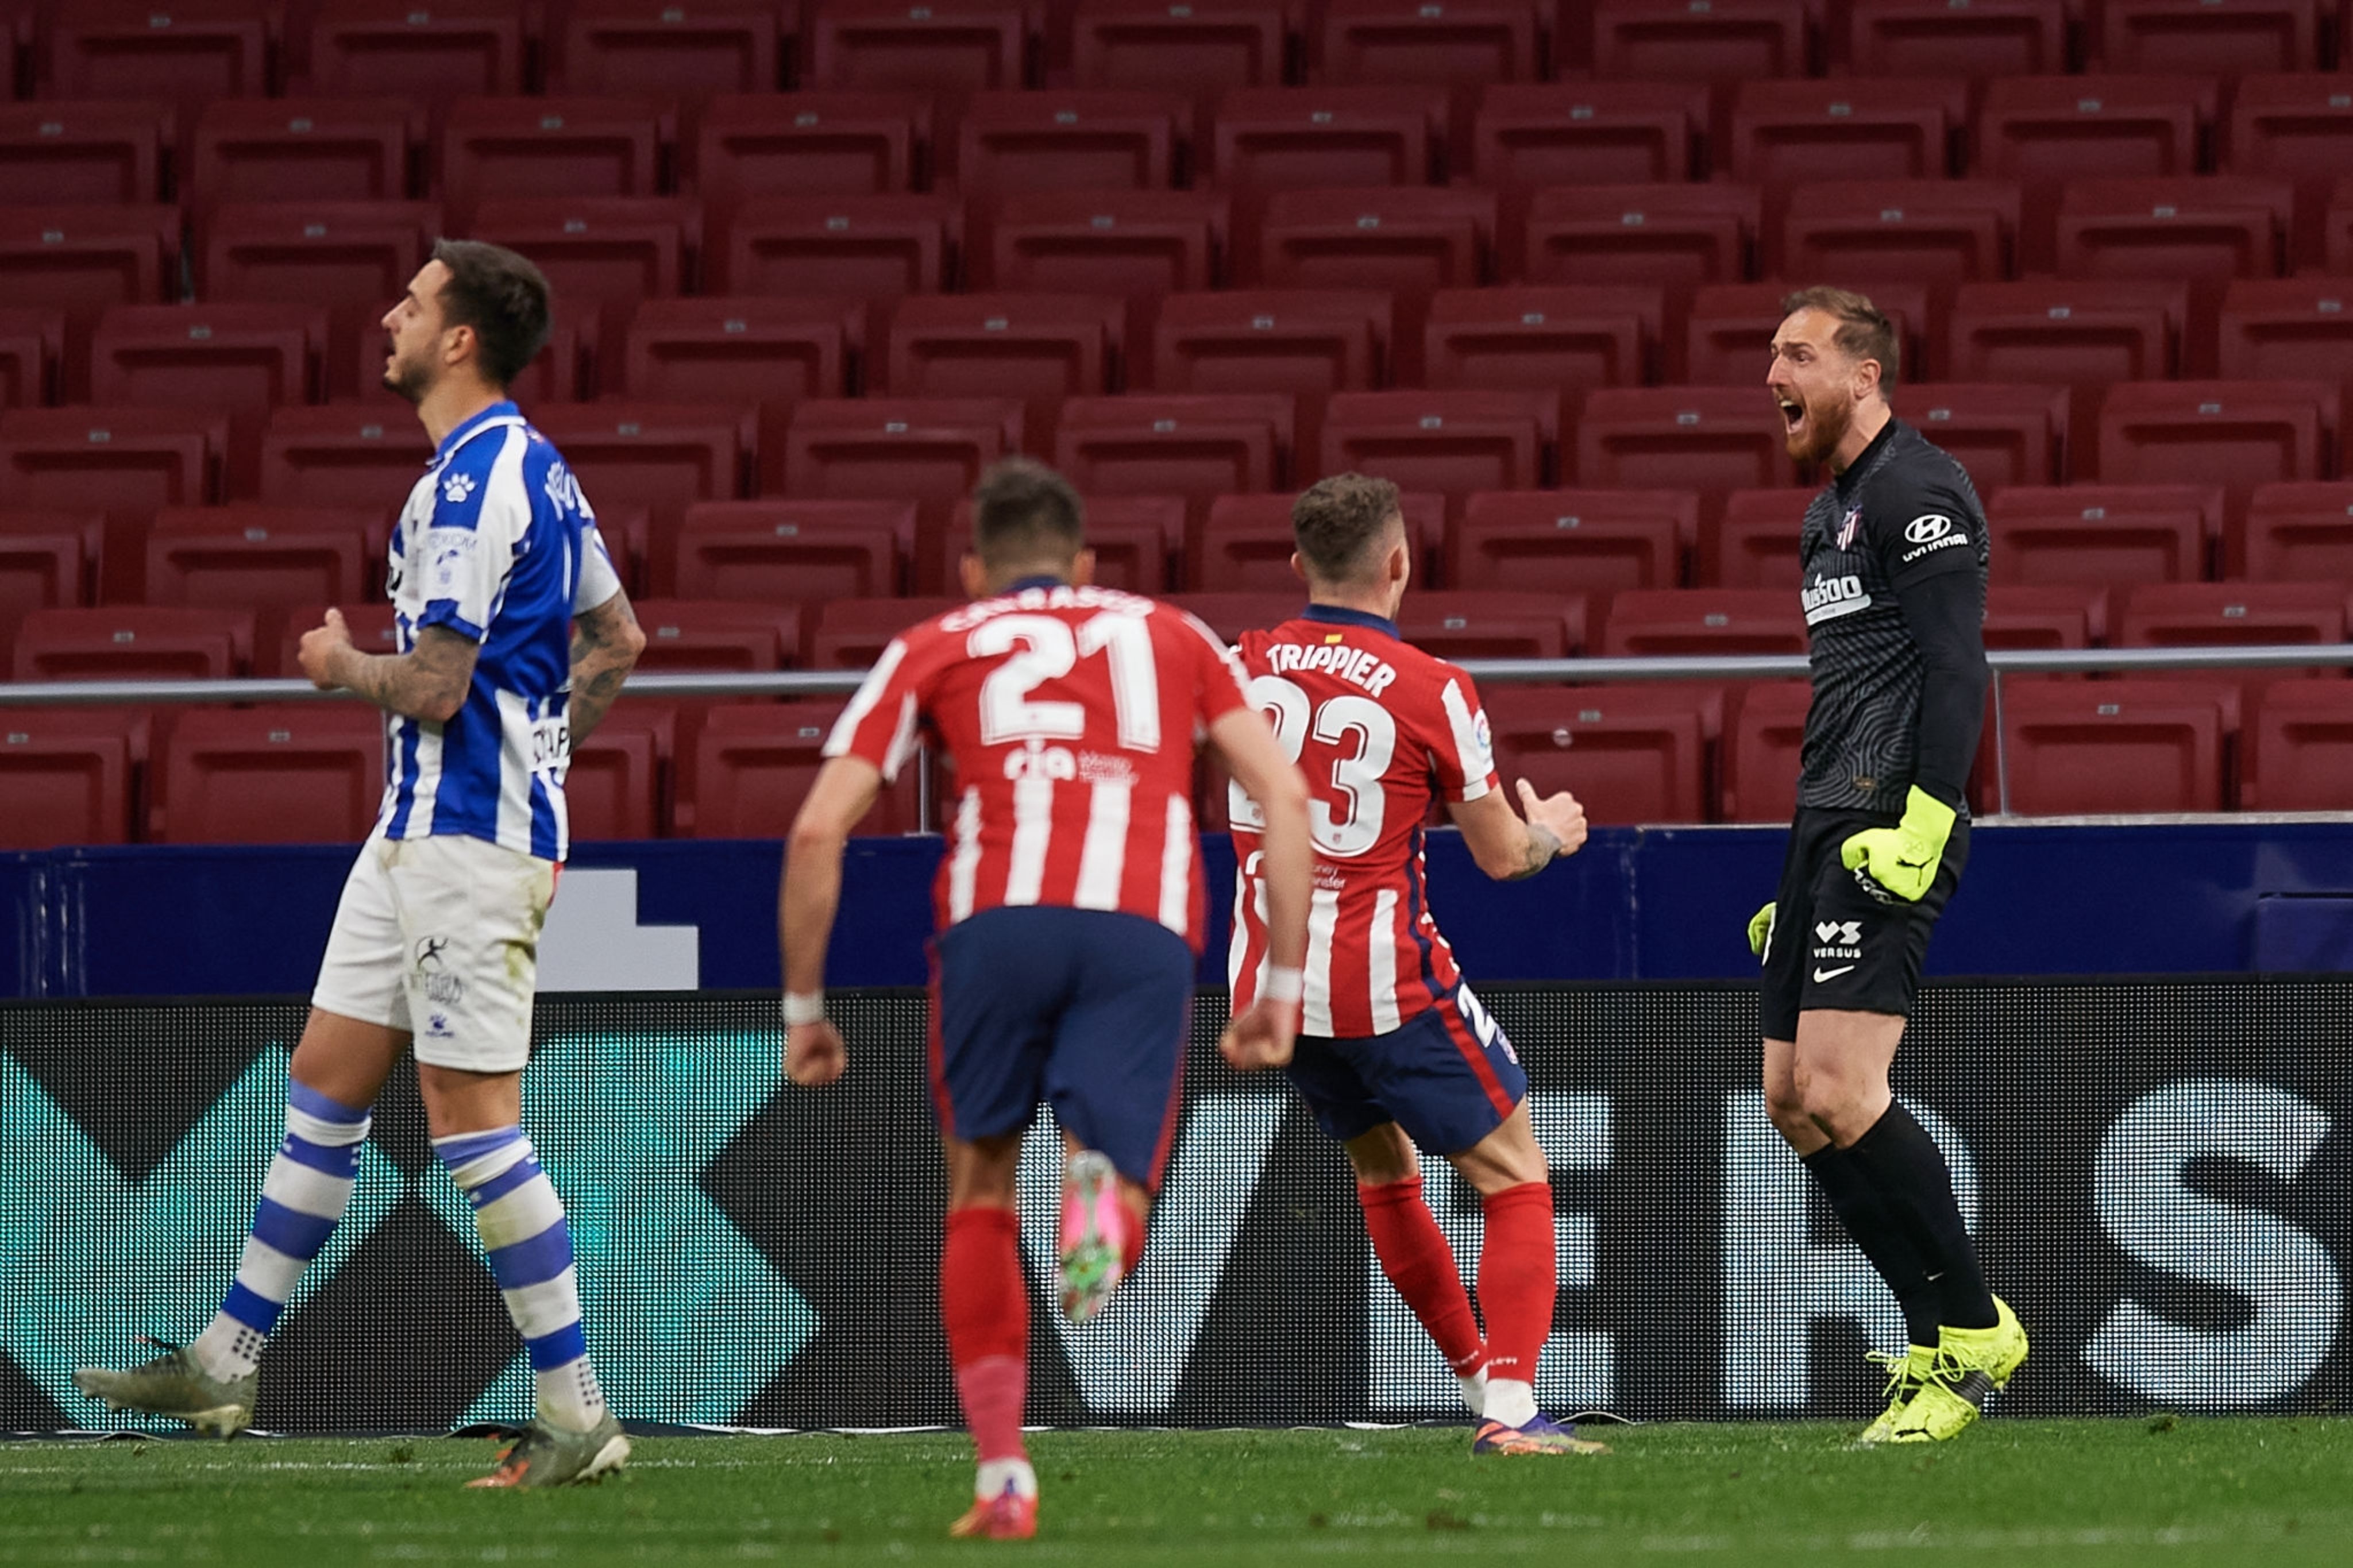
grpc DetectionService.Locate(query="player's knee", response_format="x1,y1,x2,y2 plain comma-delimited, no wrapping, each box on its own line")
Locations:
1762,1086,1814,1144
1345,1123,1419,1188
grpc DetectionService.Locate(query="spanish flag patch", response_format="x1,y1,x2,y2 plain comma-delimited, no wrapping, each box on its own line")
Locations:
1324,634,1344,644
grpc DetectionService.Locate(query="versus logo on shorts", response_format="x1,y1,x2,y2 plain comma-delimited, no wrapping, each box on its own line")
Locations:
1900,512,1972,565
1811,920,1864,983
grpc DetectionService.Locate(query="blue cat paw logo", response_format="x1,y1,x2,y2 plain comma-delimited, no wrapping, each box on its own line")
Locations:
442,471,478,505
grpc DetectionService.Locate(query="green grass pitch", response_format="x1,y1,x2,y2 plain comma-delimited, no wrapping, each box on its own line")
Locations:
3,1421,2350,1566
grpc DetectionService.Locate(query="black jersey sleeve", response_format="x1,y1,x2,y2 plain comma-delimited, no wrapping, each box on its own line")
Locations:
1870,472,1988,808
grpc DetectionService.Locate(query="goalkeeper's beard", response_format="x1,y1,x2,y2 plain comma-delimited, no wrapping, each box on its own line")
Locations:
1783,387,1855,468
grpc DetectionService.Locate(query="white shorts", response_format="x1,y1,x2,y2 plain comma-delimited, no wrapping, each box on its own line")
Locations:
311,832,558,1073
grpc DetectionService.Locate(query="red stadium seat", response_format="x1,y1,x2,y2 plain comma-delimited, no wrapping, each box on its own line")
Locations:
1514,182,1756,295
1599,588,1806,655
144,506,379,655
1839,0,2066,78
2225,74,2353,268
256,405,433,512
1703,487,1808,589
1318,389,1556,508
440,98,669,214
2120,580,2346,657
620,295,861,404
549,0,785,102
0,205,180,393
461,198,697,354
663,498,909,602
692,92,928,204
1210,86,1444,192
1726,80,1958,190
90,304,323,418
1985,484,2217,585
2235,480,2353,580
1721,681,1811,822
0,101,168,207
686,700,922,837
709,194,958,299
1423,285,1658,395
1053,393,1293,519
883,293,1124,405
2217,278,2353,391
1946,279,2185,386
47,2,271,119
632,597,803,670
298,0,526,108
0,408,223,596
1770,179,2020,287
1974,74,2211,192
942,491,1183,593
975,189,1226,298
196,201,438,400
1314,0,1544,87
1472,82,1705,195
2054,177,2292,284
951,89,1185,198
154,705,384,844
0,511,100,655
1149,288,1389,397
564,701,668,842
188,98,415,213
2243,679,2353,809
12,604,250,680
1997,679,2229,813
2328,179,2353,275
1681,280,1931,386
1070,0,1286,105
801,0,1031,94
777,395,1023,503
1586,0,1808,82
0,309,62,408
1163,590,1295,639
2095,0,2319,76
1574,387,1796,496
1482,683,1712,827
1190,491,1432,593
1449,488,1692,595
1983,581,2107,649
805,595,962,668
1904,382,2070,489
0,706,143,849
2097,379,2333,499
1241,187,1492,314
1398,589,1586,659
530,404,751,552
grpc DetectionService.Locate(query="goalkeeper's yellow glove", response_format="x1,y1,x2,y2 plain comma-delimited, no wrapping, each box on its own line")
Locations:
1839,786,1957,903
1746,902,1775,958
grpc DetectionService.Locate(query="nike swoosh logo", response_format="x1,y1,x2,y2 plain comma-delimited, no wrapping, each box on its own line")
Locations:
1812,965,1856,982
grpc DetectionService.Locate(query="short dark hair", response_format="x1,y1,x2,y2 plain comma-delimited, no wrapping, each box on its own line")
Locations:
430,238,554,389
1780,285,1900,395
1292,473,1403,584
971,457,1084,567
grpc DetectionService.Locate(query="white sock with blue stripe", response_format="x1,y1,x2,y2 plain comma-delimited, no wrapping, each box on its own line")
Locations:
190,1080,372,1384
433,1126,607,1435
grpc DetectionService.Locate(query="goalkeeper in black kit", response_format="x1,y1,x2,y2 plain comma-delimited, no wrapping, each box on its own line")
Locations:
1749,286,2026,1443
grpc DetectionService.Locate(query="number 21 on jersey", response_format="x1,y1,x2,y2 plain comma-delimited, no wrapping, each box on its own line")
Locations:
1229,674,1395,856
969,611,1161,750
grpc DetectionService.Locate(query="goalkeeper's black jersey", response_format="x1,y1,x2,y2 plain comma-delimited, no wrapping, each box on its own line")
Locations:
1795,418,1992,817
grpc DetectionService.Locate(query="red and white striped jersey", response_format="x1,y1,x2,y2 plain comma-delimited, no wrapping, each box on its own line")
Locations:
1228,603,1501,1038
826,578,1249,948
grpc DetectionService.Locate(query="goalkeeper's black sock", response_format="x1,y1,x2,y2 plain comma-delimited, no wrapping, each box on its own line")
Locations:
1846,1101,1999,1330
1802,1143,1942,1347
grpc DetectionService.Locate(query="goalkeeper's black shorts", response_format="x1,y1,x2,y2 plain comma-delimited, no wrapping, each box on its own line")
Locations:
1757,805,1969,1041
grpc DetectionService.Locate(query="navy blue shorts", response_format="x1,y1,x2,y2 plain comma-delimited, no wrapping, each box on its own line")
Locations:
928,906,1194,1189
1281,986,1527,1156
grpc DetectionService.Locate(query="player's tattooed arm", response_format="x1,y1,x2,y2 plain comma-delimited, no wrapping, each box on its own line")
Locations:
567,589,647,747
1449,780,1586,881
299,612,479,723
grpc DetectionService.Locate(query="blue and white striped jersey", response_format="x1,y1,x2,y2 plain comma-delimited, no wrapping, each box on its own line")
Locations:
377,401,622,862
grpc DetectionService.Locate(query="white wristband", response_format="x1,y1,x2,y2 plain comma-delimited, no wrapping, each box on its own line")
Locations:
782,990,826,1028
1262,966,1305,1005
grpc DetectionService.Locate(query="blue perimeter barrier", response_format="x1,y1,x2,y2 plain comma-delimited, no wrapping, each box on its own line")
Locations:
7,820,2353,999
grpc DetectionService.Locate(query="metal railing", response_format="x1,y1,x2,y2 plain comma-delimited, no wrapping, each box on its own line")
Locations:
7,644,2351,818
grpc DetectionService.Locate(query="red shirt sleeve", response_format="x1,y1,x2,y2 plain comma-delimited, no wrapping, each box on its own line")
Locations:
822,629,932,782
1428,661,1500,804
1176,609,1249,728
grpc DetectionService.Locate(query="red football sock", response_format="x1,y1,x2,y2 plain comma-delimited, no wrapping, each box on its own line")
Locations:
942,1205,1028,1464
1476,1181,1557,1386
1359,1175,1484,1375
